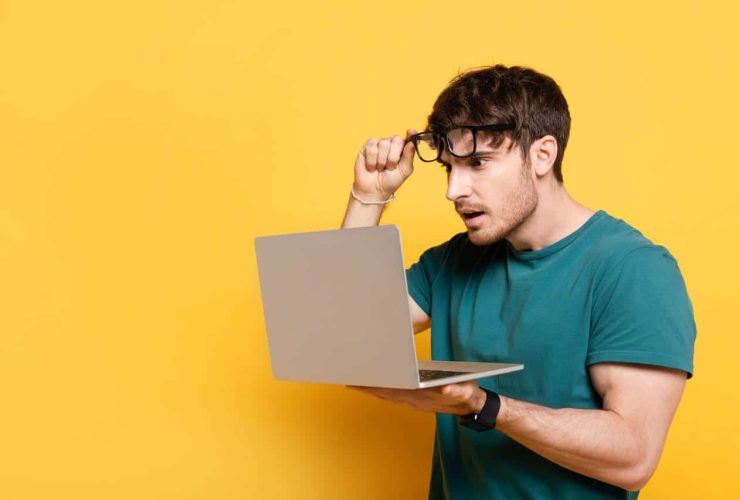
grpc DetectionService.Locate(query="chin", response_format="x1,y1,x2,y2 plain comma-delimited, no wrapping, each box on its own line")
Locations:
466,207,535,247
466,225,508,246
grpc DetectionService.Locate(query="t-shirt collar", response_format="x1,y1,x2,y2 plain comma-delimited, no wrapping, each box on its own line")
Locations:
506,210,606,261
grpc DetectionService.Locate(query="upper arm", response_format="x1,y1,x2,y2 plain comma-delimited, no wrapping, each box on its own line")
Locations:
588,246,696,377
589,362,687,481
406,238,456,335
409,295,430,334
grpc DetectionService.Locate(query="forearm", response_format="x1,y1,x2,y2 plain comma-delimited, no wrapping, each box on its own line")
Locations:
340,191,387,228
496,396,648,491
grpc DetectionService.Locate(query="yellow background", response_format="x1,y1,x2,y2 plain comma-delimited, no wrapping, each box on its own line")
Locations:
1,1,738,498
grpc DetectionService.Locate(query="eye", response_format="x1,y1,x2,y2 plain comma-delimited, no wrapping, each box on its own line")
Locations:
470,158,488,168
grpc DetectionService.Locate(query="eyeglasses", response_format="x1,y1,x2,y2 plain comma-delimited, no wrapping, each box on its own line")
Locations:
410,123,515,163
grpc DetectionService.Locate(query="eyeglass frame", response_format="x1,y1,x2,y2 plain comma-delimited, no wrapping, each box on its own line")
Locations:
409,123,516,163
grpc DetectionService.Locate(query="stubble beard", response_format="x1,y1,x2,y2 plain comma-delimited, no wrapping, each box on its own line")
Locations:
466,162,538,247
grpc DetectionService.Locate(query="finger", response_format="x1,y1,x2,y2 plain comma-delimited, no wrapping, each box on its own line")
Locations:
364,138,379,171
401,140,416,164
401,128,418,166
355,145,366,171
439,384,458,397
398,143,416,180
348,385,383,395
386,135,405,170
376,138,391,172
353,387,392,401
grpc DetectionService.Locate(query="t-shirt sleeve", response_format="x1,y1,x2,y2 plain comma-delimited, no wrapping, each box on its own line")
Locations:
405,239,452,316
587,245,697,378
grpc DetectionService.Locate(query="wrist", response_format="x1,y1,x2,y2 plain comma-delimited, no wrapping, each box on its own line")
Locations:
494,395,511,429
459,388,501,431
351,183,394,203
469,386,487,414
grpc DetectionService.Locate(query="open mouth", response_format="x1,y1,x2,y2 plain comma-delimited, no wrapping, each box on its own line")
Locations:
459,210,485,227
462,211,484,220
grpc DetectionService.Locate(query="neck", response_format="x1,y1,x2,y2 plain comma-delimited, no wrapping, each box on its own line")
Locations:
506,181,594,252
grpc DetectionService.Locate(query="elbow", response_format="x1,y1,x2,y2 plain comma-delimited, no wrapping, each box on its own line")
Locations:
611,462,656,492
605,422,661,491
616,476,649,493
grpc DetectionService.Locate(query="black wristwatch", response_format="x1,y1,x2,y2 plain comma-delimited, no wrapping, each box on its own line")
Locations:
458,388,501,432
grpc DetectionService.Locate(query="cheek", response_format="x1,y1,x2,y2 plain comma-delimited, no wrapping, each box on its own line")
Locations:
479,164,523,203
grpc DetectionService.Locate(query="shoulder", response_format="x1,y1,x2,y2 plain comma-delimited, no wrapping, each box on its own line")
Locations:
586,212,679,272
587,213,692,320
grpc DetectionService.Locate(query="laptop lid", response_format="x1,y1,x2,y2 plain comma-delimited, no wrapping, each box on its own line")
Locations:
254,225,422,388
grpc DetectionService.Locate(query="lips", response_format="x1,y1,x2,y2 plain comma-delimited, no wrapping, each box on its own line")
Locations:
457,205,485,217
457,209,486,227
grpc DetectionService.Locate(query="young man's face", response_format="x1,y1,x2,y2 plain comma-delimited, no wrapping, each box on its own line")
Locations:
439,135,537,246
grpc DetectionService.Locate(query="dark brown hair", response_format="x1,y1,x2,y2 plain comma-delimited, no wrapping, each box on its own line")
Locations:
427,64,570,182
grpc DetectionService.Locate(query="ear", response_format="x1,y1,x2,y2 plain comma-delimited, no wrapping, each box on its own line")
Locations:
529,135,558,178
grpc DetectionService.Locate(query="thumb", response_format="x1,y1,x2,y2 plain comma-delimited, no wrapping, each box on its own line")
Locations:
400,128,418,164
404,128,417,142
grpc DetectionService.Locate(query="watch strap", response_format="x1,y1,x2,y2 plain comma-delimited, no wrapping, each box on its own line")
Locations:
458,388,501,432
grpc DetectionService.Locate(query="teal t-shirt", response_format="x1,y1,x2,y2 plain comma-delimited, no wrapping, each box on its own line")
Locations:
405,210,696,500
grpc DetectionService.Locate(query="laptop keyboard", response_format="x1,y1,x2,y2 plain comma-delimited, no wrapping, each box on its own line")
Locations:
418,369,469,382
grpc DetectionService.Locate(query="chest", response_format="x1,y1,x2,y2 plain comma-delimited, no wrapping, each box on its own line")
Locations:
431,257,601,406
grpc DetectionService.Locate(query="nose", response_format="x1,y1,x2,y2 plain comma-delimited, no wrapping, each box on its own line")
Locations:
445,165,473,202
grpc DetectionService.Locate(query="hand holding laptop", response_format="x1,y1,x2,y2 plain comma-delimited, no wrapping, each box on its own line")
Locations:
348,379,488,416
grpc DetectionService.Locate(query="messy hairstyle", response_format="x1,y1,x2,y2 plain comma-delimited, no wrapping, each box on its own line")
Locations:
427,64,571,182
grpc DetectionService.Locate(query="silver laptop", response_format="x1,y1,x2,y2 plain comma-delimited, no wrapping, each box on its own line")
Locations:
254,225,523,389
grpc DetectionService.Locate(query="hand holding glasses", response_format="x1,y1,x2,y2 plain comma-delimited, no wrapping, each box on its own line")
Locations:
351,123,515,205
354,129,418,204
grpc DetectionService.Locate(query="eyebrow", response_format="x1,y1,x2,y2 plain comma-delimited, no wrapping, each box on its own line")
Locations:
470,150,499,157
442,152,497,162
437,150,500,167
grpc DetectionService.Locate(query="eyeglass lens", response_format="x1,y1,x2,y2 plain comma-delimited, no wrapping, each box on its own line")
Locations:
415,133,440,162
446,128,476,158
414,128,478,162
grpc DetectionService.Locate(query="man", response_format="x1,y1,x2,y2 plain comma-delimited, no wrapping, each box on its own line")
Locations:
341,65,696,499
